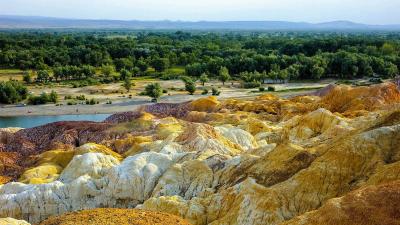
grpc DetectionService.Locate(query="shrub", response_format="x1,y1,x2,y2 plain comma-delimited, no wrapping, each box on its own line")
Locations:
76,95,86,100
243,81,261,89
267,86,276,92
212,87,221,96
185,81,196,95
28,91,58,105
86,98,96,105
199,73,209,86
259,87,265,92
28,92,52,105
180,75,193,84
202,89,209,95
123,77,133,92
160,73,180,80
49,91,58,103
336,80,353,85
23,71,32,84
85,78,99,85
0,81,28,104
101,64,115,77
67,100,77,105
64,95,73,100
162,89,168,93
120,69,132,81
144,83,163,102
369,78,383,83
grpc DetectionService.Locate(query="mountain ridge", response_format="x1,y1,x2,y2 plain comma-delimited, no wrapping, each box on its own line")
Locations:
0,15,400,30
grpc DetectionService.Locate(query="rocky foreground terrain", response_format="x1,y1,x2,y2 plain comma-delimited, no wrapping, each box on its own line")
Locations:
1,83,400,225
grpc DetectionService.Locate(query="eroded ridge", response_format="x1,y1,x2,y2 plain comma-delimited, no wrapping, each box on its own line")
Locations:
1,83,400,225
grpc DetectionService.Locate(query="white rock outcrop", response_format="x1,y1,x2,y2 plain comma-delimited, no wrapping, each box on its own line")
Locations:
0,151,185,223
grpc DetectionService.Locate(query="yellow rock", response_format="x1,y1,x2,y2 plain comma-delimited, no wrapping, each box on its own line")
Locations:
281,181,400,225
18,150,74,184
139,112,156,121
239,118,272,135
18,144,122,184
107,113,155,134
35,150,75,168
114,135,153,155
0,218,30,225
175,123,244,155
142,195,207,225
189,96,220,112
155,117,184,139
256,93,279,101
152,160,214,199
18,163,63,184
75,143,123,160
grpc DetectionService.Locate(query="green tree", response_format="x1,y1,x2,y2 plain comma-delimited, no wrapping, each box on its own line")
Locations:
114,58,134,72
80,65,96,79
381,43,396,55
268,70,279,82
287,64,301,80
185,81,196,95
199,73,209,86
137,59,148,73
0,81,28,104
22,71,32,84
101,64,115,77
383,62,398,78
151,58,170,72
260,71,268,84
49,90,58,103
211,87,221,96
36,70,50,83
219,67,231,85
278,69,289,83
53,67,63,81
180,75,193,84
311,65,325,79
144,83,163,102
120,69,132,81
123,77,132,92
28,92,55,105
186,63,206,77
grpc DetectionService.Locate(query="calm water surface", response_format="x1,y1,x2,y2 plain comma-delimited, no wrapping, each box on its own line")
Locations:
0,114,111,128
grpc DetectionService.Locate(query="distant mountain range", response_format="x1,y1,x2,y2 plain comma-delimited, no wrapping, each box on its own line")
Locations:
0,15,399,30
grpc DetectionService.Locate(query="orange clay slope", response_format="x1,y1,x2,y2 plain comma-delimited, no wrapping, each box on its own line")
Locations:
38,209,192,225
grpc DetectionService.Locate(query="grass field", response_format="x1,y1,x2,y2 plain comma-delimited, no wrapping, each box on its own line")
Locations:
0,69,24,81
166,66,185,73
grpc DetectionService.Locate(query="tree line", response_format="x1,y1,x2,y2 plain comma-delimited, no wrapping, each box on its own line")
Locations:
0,31,399,83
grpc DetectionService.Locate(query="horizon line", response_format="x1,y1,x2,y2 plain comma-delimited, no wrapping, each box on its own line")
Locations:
1,14,399,26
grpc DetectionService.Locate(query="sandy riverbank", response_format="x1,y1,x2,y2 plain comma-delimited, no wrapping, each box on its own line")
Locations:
0,88,323,117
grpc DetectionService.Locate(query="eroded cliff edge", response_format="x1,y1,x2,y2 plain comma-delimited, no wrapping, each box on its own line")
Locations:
1,83,400,225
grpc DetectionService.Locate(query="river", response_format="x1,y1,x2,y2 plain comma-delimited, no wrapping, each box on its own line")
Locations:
0,114,112,128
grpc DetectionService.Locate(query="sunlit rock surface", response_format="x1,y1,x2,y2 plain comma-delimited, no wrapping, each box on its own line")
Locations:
281,181,400,225
1,83,400,224
38,208,192,225
0,217,30,225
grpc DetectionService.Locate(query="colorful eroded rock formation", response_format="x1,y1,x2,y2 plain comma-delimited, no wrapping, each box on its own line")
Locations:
0,83,400,224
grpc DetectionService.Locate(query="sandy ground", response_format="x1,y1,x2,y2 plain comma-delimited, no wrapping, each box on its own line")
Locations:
0,79,330,117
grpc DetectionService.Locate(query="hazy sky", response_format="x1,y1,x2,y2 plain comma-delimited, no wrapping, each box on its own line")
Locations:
0,0,399,24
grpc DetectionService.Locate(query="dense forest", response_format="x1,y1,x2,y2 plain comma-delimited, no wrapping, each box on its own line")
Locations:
0,31,399,84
